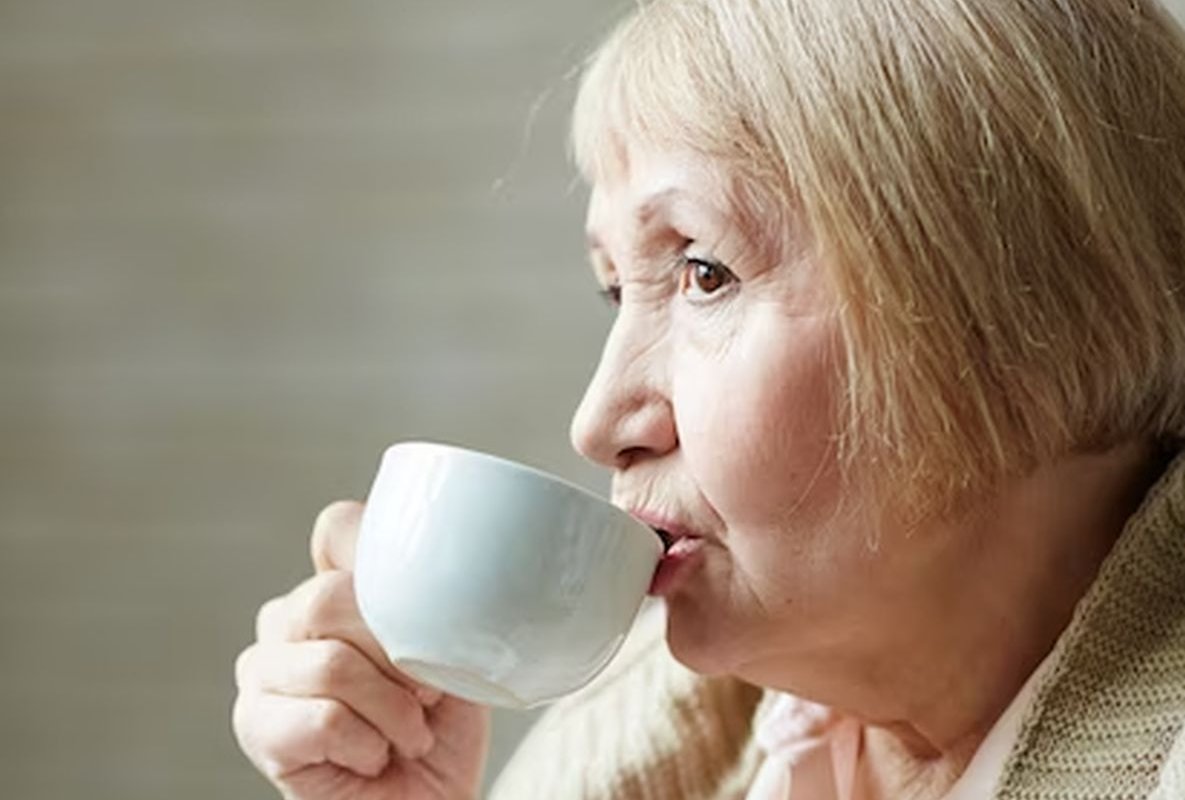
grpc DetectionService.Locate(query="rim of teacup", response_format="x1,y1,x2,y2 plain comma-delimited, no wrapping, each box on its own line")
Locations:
382,440,662,549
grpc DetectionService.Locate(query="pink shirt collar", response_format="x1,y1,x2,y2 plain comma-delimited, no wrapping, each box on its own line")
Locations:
746,653,1052,800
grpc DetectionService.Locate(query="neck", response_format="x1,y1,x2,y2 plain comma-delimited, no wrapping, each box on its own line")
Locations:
787,441,1164,798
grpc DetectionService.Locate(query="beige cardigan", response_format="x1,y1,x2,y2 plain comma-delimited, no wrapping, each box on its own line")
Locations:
491,453,1185,799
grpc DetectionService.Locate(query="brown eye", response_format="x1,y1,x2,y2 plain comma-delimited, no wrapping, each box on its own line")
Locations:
679,257,737,300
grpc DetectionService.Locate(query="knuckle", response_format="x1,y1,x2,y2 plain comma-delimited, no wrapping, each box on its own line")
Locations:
311,500,362,554
230,693,250,744
311,699,353,738
311,640,358,688
314,499,363,533
360,736,391,775
231,694,306,785
255,596,285,640
259,754,288,782
231,693,264,757
233,646,256,688
391,683,424,719
302,572,355,636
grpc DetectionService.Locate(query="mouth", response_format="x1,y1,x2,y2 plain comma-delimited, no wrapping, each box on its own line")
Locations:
653,528,676,551
629,511,709,596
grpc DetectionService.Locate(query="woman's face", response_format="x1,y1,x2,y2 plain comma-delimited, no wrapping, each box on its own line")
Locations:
572,142,897,684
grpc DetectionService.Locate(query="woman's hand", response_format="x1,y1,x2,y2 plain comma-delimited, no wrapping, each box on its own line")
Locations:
232,501,491,800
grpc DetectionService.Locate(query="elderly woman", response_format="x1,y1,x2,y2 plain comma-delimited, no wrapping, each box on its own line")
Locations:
232,0,1185,797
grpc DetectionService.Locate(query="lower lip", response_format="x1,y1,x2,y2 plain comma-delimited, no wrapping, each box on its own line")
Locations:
648,537,706,596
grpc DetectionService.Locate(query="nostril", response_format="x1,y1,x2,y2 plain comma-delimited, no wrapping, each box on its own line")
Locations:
615,446,649,470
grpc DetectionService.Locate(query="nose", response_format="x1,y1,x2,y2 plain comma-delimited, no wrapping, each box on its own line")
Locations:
569,316,677,470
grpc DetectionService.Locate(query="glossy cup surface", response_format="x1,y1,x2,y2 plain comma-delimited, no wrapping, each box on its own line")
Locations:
355,442,662,708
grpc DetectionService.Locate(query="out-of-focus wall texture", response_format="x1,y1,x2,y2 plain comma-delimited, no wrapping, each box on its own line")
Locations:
3,2,1184,799
0,2,625,798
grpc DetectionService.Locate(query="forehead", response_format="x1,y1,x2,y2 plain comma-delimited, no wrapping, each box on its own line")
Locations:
585,140,756,246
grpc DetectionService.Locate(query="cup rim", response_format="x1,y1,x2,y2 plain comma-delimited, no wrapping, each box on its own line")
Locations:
383,440,657,541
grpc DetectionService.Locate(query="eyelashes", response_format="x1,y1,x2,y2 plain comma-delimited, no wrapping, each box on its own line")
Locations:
598,254,738,309
678,257,737,301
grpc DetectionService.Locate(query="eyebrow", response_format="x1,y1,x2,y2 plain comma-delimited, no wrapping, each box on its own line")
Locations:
633,187,685,228
585,187,709,252
588,177,793,277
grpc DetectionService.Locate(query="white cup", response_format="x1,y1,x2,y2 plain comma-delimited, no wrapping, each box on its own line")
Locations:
354,442,663,709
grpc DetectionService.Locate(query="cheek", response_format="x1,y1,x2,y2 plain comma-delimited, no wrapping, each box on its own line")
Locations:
674,314,843,532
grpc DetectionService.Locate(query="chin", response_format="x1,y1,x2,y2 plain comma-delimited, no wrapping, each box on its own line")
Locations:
662,593,736,677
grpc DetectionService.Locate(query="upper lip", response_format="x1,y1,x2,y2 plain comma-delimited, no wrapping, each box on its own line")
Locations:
628,508,704,551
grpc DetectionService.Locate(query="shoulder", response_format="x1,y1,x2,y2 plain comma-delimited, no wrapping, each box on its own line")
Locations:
997,450,1185,796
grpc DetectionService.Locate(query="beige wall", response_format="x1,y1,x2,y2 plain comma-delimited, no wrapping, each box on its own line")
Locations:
3,2,1183,799
0,2,621,798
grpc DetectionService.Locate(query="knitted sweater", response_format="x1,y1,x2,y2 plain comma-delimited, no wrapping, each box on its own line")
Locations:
490,452,1185,799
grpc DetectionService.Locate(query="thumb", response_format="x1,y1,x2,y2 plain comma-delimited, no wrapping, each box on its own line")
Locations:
310,500,363,573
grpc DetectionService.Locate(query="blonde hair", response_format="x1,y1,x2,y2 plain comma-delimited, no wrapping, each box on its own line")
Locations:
573,0,1185,514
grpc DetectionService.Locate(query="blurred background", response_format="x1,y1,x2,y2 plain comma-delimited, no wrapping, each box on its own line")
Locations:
2,1,1184,799
0,1,626,798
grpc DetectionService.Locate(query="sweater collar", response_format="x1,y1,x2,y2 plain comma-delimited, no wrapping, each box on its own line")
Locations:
994,447,1185,798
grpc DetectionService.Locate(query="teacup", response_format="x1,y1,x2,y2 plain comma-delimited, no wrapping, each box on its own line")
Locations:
354,442,663,709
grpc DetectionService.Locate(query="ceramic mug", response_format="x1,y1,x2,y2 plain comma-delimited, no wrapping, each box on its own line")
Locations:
354,442,663,709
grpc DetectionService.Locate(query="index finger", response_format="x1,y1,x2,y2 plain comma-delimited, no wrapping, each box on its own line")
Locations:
310,500,363,573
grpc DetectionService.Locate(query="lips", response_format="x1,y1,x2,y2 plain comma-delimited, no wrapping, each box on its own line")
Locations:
629,510,709,596
653,528,675,551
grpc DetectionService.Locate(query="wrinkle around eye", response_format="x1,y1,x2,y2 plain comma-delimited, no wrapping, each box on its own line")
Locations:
609,284,675,356
617,271,680,309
